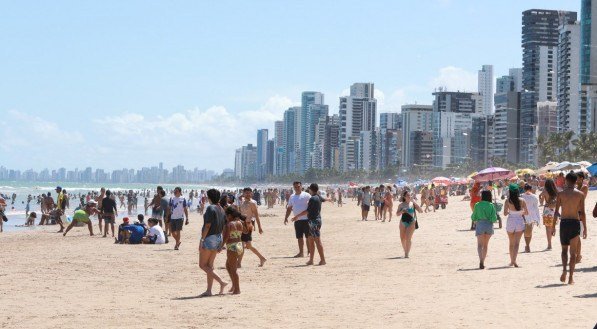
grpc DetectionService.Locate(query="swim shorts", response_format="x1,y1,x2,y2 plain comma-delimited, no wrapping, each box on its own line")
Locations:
559,219,581,246
294,220,310,239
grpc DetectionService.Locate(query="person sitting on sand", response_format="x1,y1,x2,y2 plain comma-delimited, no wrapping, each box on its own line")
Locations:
396,191,423,259
471,191,497,269
63,200,100,237
142,218,166,244
222,207,244,294
25,212,37,226
116,217,132,243
554,172,587,285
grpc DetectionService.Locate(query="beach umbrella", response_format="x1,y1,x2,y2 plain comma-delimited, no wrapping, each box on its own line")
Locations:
587,163,597,176
471,167,515,182
554,161,582,171
431,176,451,186
578,161,592,167
537,161,560,174
515,168,535,176
348,182,359,188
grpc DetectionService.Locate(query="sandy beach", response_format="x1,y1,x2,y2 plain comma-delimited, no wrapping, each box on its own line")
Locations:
1,191,596,329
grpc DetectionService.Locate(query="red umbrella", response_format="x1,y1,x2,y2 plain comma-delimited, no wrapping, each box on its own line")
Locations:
471,167,515,182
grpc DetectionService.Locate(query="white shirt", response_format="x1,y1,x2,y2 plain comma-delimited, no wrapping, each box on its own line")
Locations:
149,225,165,244
169,196,187,219
521,193,540,224
288,192,310,221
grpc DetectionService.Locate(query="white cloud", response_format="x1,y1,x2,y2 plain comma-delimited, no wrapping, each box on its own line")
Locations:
428,66,477,92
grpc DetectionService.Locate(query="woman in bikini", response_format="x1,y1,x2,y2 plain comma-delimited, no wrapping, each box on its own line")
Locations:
539,179,557,250
503,184,529,267
382,186,394,222
223,207,244,294
396,191,423,258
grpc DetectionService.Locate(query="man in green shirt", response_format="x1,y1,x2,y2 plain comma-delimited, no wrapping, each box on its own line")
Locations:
63,200,100,237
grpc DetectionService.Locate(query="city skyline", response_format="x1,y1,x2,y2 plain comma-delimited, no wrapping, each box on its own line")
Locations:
0,1,580,172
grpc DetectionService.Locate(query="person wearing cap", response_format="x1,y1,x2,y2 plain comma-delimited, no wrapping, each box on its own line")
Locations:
63,200,100,237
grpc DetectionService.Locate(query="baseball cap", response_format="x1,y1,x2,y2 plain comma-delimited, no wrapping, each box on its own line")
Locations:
123,217,129,223
55,186,62,191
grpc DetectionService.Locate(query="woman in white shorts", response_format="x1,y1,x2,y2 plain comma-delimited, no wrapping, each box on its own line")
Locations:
503,184,528,268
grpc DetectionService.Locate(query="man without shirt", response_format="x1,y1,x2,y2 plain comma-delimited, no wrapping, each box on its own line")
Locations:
554,172,587,285
284,181,311,257
238,187,266,267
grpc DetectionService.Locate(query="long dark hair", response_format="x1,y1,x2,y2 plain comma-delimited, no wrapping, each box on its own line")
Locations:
225,207,246,221
508,188,521,211
400,191,409,203
544,179,557,202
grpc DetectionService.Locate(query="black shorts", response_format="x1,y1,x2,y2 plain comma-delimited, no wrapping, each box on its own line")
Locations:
294,220,311,239
361,204,370,211
170,218,184,232
559,219,581,246
241,232,252,242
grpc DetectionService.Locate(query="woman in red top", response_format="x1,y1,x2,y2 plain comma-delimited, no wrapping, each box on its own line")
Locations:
470,182,481,230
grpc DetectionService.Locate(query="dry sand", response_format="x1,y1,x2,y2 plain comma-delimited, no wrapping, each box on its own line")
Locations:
1,191,596,329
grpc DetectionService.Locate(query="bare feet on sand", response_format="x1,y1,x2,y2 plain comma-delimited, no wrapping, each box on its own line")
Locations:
259,258,267,267
318,261,326,265
560,271,567,283
306,260,314,265
219,282,228,295
199,291,212,298
293,253,304,258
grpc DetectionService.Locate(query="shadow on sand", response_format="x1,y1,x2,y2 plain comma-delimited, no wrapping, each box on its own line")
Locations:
386,256,405,260
487,266,512,270
535,283,567,289
575,266,597,273
457,268,481,272
574,293,597,298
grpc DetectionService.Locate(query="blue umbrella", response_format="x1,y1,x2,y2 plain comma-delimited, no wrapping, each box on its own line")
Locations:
395,179,408,187
587,163,597,176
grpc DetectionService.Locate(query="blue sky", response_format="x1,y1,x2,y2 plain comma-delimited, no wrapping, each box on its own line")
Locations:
0,0,580,172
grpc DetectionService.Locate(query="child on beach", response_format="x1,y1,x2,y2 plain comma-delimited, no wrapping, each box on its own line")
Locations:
142,218,165,244
25,212,36,226
223,207,244,294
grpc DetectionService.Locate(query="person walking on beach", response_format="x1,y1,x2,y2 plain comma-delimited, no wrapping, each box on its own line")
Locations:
361,186,371,221
100,190,118,238
284,181,311,258
503,184,528,268
159,189,170,243
574,172,588,264
292,183,327,265
521,184,540,253
539,179,558,250
149,186,164,226
95,188,106,235
223,207,244,294
469,182,481,230
382,185,393,222
471,191,497,269
396,191,423,258
554,172,587,285
199,189,228,297
169,187,189,250
238,187,266,267
63,200,100,236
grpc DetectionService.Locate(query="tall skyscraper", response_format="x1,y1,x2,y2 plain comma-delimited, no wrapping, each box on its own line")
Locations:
283,107,299,175
478,65,494,115
494,72,522,164
521,9,577,164
401,104,433,168
298,92,324,173
274,121,284,148
306,103,329,170
558,20,581,133
580,0,597,132
256,129,268,180
339,83,377,171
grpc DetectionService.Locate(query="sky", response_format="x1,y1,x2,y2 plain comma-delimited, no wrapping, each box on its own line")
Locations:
0,0,580,172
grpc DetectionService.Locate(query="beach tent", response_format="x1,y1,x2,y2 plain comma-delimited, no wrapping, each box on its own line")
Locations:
471,167,515,182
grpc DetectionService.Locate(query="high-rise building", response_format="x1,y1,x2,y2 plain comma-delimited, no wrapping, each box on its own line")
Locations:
558,20,581,133
274,121,284,148
509,68,524,92
358,130,378,171
410,131,434,170
298,92,324,173
324,115,340,170
494,72,522,164
580,0,597,132
478,65,494,115
521,9,577,164
339,83,377,171
266,139,275,177
256,129,268,180
401,104,433,168
283,107,299,175
306,103,329,169
380,112,402,130
431,91,479,168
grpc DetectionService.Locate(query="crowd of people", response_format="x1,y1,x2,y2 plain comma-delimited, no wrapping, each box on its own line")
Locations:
1,171,596,294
